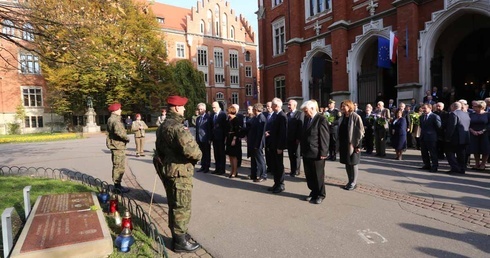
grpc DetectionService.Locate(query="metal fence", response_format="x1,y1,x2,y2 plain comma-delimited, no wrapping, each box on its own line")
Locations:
0,165,168,257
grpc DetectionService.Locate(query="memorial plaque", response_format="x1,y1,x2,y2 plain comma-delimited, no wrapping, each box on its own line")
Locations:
10,192,113,258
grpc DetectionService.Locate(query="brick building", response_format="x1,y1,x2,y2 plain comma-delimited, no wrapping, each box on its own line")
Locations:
151,0,258,110
257,0,490,108
0,0,258,134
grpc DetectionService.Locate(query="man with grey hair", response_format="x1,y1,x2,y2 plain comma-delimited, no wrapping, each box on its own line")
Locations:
287,99,304,177
196,103,211,173
211,101,227,175
264,101,274,174
445,102,470,174
265,98,288,193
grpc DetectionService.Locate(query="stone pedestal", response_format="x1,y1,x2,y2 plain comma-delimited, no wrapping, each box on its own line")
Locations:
10,192,113,258
83,108,101,133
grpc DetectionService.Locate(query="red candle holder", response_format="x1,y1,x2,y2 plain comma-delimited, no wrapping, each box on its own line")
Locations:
121,211,133,230
109,195,118,214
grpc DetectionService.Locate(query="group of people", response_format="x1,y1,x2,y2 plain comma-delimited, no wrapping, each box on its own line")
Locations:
192,98,365,204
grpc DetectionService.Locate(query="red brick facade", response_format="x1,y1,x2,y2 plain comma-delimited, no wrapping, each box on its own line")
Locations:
258,0,490,108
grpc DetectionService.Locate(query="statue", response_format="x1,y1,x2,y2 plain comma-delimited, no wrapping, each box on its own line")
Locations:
87,96,93,109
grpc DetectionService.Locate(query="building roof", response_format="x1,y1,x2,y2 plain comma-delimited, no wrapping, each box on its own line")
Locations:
150,2,190,31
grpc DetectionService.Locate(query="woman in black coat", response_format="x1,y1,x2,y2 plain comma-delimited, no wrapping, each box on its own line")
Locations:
391,108,407,160
225,105,242,178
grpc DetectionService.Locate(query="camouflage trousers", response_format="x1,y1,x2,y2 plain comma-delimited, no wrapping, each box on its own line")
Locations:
111,149,126,184
162,176,193,235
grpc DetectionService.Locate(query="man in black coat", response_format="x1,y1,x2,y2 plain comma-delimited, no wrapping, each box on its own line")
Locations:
264,101,274,175
266,98,288,194
301,100,329,204
196,103,212,173
445,102,471,174
248,103,267,182
211,101,227,175
419,103,442,172
287,99,304,177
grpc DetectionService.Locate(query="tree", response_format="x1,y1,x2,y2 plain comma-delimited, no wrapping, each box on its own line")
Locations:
171,60,207,118
19,0,169,115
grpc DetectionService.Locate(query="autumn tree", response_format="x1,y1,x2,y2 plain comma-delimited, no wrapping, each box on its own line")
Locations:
21,0,170,115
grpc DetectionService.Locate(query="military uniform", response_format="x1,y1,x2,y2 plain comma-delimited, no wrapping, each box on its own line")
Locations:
106,104,129,186
154,96,202,252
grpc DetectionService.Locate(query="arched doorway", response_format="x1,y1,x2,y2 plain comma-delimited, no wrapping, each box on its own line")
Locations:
309,53,333,108
430,12,490,104
357,38,397,108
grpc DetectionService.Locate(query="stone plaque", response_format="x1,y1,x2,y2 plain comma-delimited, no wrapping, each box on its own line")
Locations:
10,192,112,258
36,192,94,214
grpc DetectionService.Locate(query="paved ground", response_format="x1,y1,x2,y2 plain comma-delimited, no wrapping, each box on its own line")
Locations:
1,132,489,257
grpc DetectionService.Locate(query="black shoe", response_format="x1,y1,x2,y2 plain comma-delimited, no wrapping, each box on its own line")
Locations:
313,197,324,204
429,168,438,173
173,234,200,253
289,173,296,177
305,196,313,202
272,186,284,194
418,166,431,170
267,185,276,191
343,184,357,191
253,178,266,182
114,183,130,193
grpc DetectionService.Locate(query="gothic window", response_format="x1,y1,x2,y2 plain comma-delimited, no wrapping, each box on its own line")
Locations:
272,18,286,56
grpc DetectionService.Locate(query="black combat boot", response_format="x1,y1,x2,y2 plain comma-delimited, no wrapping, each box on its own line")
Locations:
173,234,200,253
114,183,130,193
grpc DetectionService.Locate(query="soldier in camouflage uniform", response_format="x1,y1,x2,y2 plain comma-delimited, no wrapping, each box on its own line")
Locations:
154,96,202,253
106,103,130,193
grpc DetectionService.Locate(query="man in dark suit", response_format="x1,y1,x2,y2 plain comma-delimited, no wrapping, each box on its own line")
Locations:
419,103,442,172
445,102,471,174
301,100,329,204
195,103,212,173
266,98,288,194
248,103,267,182
232,104,244,168
433,102,448,159
287,99,304,177
264,101,274,175
211,101,227,175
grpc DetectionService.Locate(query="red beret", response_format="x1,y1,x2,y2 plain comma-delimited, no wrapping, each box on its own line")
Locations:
167,95,188,106
108,103,121,112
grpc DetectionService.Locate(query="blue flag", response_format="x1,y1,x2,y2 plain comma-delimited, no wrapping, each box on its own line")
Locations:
377,37,391,69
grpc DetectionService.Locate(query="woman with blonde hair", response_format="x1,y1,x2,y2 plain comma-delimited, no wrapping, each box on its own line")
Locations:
469,100,489,170
338,100,365,190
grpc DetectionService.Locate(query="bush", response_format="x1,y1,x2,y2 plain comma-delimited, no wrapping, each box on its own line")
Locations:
8,123,21,135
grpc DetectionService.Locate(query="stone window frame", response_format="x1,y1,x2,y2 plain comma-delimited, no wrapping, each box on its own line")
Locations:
245,84,253,96
22,86,43,107
272,17,286,56
176,42,185,58
274,76,286,101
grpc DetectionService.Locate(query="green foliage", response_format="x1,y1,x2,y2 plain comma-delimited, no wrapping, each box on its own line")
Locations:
171,60,207,118
7,123,20,135
25,0,170,115
0,132,80,144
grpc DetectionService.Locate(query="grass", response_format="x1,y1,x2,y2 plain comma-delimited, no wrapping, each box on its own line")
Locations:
0,176,159,257
0,133,81,144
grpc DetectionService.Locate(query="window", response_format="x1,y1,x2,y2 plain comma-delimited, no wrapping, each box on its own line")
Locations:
245,66,252,77
22,87,43,107
156,17,165,24
20,53,40,74
230,75,239,84
216,92,224,100
2,19,14,36
203,72,208,84
230,26,235,39
214,49,223,68
246,84,253,96
229,51,238,69
231,92,239,105
245,51,251,62
215,73,224,84
197,47,208,66
272,18,286,56
22,23,34,41
25,116,44,128
307,0,331,18
214,4,220,36
176,43,185,58
207,10,213,35
274,76,286,101
200,20,205,34
273,0,284,8
222,13,227,38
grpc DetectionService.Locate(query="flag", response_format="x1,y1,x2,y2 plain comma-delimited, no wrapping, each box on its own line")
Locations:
389,31,398,63
377,37,391,69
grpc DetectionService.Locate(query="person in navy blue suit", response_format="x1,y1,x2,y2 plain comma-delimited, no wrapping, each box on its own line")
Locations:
445,102,471,174
248,103,267,182
195,103,212,173
264,101,274,175
211,101,227,175
390,108,407,160
419,103,441,172
266,98,288,194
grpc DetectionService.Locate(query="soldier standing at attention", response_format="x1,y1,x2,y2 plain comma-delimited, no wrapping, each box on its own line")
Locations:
106,103,130,193
155,96,202,253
